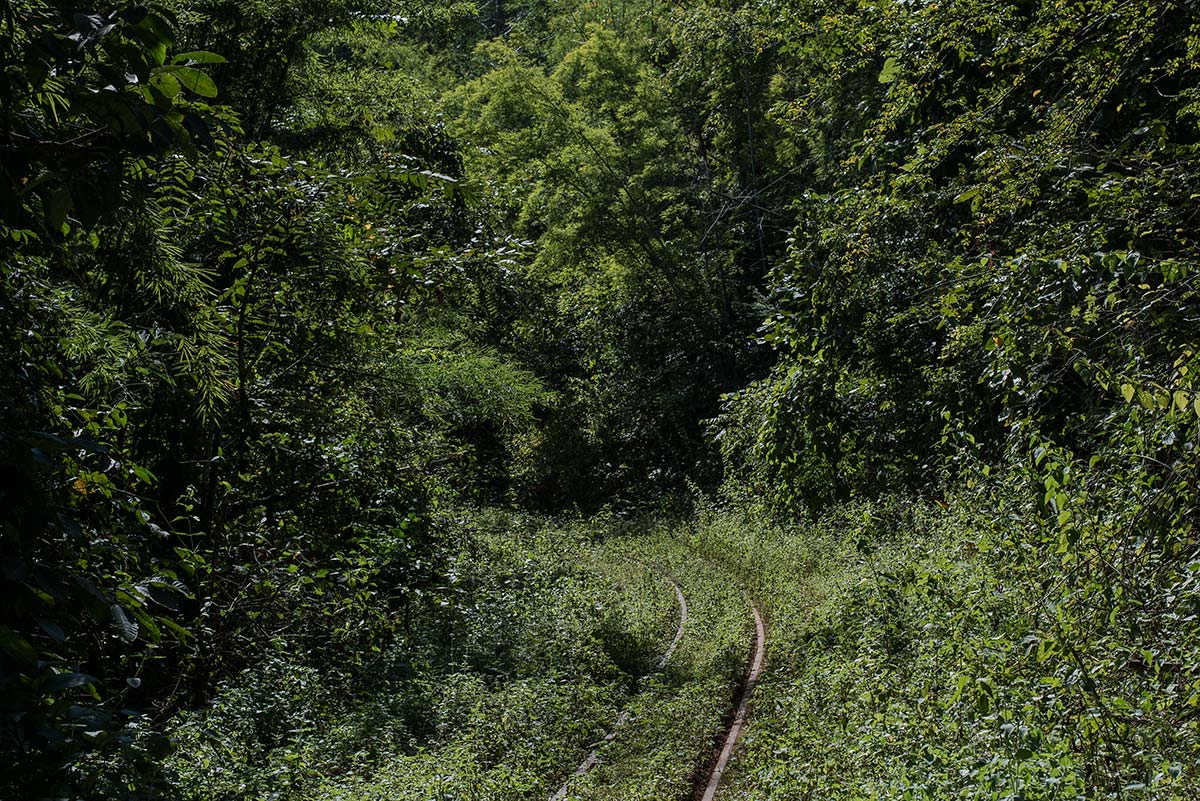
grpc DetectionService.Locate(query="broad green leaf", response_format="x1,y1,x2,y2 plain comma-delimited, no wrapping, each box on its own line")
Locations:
173,51,227,65
110,604,138,643
43,672,98,692
173,66,218,98
953,187,979,204
36,617,65,642
151,72,181,99
878,56,900,84
0,627,37,666
159,617,193,642
45,188,70,232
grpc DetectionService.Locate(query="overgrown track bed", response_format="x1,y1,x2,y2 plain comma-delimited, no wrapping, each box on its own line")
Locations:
165,516,756,801
557,535,750,801
549,579,689,800
167,515,688,801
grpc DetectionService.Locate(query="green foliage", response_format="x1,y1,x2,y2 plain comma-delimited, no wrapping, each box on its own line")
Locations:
1,2,564,797
1,4,224,795
690,483,1200,799
443,12,782,506
6,0,1200,797
165,512,746,801
718,0,1200,511
0,1,222,233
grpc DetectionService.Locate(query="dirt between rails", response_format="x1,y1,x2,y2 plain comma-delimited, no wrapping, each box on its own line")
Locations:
548,577,689,801
547,569,766,801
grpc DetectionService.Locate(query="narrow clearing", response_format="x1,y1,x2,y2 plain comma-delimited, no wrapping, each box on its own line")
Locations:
698,602,766,801
549,578,689,801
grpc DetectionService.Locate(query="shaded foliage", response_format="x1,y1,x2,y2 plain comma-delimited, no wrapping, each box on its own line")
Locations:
1,3,549,797
5,0,1200,798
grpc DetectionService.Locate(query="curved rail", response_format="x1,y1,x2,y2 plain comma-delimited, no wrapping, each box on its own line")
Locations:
549,578,688,801
699,602,765,801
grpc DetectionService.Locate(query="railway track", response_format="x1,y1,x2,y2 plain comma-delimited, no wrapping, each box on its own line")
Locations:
698,601,765,801
549,561,766,801
548,577,689,801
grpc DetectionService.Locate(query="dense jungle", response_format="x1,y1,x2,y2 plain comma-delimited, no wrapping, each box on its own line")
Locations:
4,0,1200,799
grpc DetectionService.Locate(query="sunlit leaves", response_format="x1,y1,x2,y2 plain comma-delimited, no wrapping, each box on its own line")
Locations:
166,65,218,97
877,56,900,84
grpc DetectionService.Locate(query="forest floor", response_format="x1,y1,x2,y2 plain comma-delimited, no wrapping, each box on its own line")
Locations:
165,500,1200,801
551,566,767,801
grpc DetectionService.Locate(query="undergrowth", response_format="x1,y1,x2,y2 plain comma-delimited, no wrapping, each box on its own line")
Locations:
560,531,750,800
691,477,1200,801
165,511,753,801
163,465,1200,801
